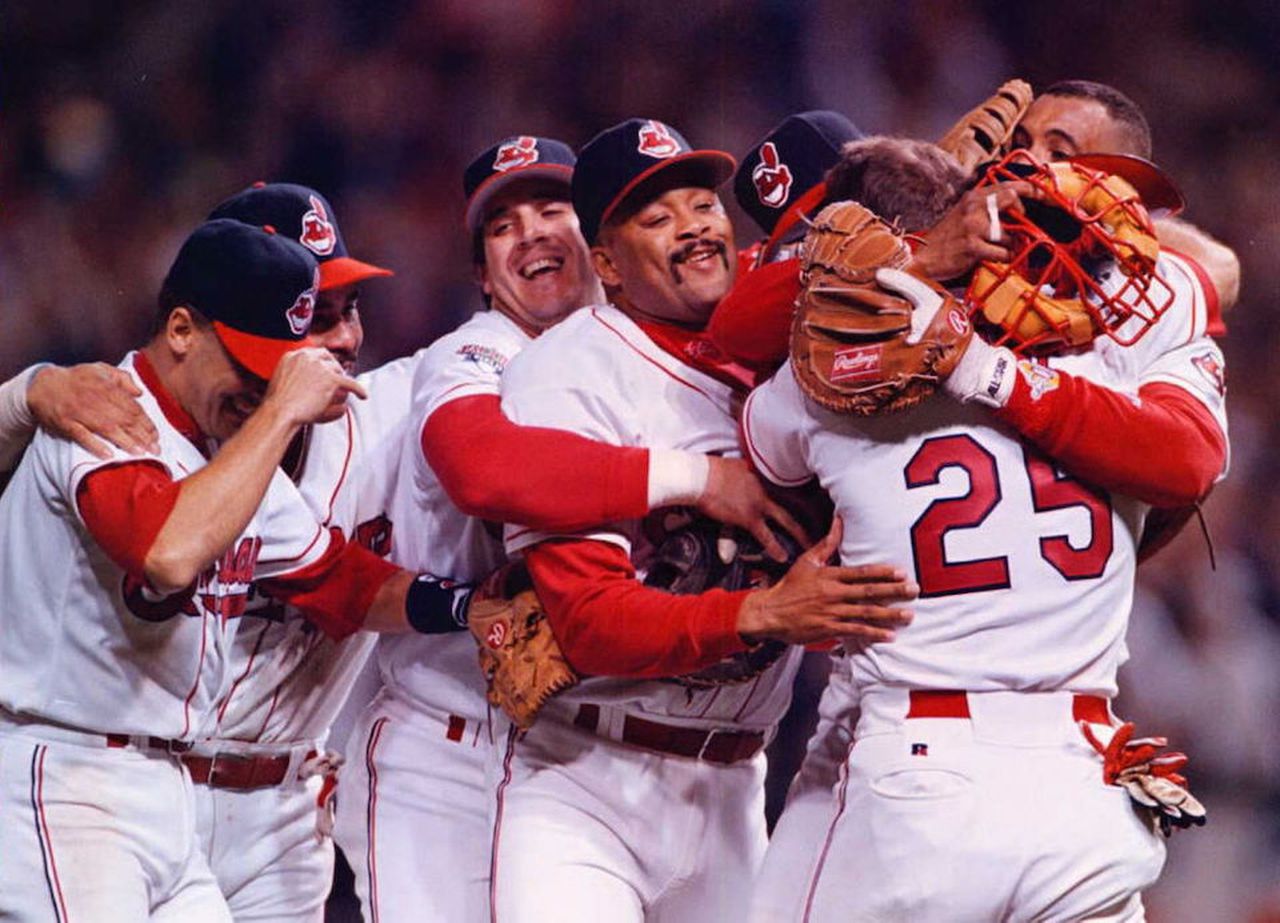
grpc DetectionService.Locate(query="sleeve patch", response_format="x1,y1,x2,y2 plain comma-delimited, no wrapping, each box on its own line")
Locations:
1190,351,1227,398
1017,360,1061,401
457,343,509,375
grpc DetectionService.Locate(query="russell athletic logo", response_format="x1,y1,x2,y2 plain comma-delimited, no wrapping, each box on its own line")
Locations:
752,142,794,208
493,136,540,172
829,345,883,383
299,195,337,256
637,120,681,159
286,268,320,335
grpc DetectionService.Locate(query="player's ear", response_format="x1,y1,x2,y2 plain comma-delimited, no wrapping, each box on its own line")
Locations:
591,245,621,288
476,262,493,298
165,306,200,356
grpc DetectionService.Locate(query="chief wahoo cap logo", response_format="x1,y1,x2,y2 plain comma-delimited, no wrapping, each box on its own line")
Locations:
752,142,794,208
299,195,337,256
493,136,540,172
636,120,681,159
286,266,320,335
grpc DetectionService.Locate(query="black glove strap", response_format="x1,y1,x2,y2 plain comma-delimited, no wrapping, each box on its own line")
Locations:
405,574,473,634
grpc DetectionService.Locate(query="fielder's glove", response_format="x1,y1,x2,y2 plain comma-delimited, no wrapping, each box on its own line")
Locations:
644,517,797,688
790,200,974,416
468,561,579,730
936,78,1034,174
1081,720,1207,837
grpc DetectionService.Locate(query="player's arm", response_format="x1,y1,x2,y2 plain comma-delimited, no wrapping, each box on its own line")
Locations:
0,362,159,473
1155,216,1239,317
424,395,804,559
78,349,365,594
705,256,802,371
522,524,914,679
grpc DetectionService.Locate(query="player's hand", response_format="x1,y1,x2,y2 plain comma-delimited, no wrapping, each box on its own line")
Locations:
736,517,917,646
27,363,159,459
697,456,810,562
910,180,1037,283
263,347,367,427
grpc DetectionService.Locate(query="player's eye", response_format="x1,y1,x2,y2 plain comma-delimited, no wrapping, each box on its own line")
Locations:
542,205,567,219
489,221,513,237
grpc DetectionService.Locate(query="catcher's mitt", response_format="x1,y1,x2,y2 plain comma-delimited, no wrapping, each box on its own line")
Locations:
791,200,973,415
468,561,578,730
643,518,796,688
936,78,1034,174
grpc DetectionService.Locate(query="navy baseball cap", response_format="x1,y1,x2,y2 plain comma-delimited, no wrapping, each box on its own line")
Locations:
572,118,736,244
162,219,320,381
208,182,393,291
463,136,577,234
734,111,864,235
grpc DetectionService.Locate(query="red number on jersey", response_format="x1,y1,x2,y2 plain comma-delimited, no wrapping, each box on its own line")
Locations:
905,435,1011,597
905,435,1113,596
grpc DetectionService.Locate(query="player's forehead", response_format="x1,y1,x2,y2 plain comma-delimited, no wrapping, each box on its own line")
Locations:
481,179,573,227
1017,95,1119,152
625,184,723,222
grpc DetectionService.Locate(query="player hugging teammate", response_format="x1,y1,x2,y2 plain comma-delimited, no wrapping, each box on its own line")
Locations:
0,78,1235,922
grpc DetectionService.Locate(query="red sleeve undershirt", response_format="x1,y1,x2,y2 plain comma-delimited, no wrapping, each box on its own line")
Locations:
706,258,801,371
259,536,399,641
524,538,749,678
77,462,398,641
423,395,650,531
996,375,1226,508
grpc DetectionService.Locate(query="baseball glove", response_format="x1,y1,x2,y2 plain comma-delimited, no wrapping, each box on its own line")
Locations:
791,200,973,415
936,78,1034,173
468,561,578,730
644,518,796,688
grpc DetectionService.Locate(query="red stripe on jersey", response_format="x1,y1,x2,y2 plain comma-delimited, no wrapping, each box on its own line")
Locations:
217,622,269,727
1165,248,1224,337
77,461,181,580
133,351,208,452
322,412,355,525
590,310,723,406
740,389,811,487
257,522,326,567
181,613,211,739
997,371,1226,507
365,716,389,923
32,747,70,923
423,394,649,532
260,535,398,641
523,538,748,678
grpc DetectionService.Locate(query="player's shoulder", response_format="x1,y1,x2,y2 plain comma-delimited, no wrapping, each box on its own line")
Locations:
1122,251,1215,360
503,305,619,387
420,309,530,377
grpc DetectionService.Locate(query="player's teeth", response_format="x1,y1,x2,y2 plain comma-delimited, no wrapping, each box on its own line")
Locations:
521,258,561,278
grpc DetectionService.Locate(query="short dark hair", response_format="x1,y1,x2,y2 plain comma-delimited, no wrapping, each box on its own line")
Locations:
150,287,211,339
1041,80,1152,159
824,137,969,232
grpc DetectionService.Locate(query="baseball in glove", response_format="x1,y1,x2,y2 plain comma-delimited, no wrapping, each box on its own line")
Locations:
791,200,973,415
643,518,798,688
936,78,1034,174
468,561,578,730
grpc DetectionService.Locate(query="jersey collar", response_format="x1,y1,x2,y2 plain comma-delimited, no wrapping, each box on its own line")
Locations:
630,316,761,393
132,351,209,453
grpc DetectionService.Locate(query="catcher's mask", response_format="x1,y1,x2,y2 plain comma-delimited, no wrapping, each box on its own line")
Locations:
965,150,1174,354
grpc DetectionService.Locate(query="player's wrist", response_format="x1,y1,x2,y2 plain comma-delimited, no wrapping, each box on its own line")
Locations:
405,572,473,634
5,363,48,430
944,338,1016,409
647,449,710,509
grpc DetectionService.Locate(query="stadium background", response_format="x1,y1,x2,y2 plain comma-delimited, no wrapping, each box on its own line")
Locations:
4,2,1278,919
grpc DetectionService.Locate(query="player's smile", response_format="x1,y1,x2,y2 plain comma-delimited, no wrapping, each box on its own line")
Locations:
669,238,728,284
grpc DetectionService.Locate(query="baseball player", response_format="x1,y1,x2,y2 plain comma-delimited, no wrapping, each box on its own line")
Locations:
742,154,1228,919
170,183,408,923
335,132,804,923
490,118,918,923
0,361,158,475
0,218,421,922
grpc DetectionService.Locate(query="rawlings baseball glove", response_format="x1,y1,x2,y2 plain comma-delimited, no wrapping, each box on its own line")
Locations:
791,200,973,415
643,517,798,688
468,562,578,730
936,78,1034,173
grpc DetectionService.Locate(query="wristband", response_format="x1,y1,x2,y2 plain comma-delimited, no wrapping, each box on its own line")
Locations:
0,364,48,472
405,573,473,634
944,339,1017,409
646,449,710,509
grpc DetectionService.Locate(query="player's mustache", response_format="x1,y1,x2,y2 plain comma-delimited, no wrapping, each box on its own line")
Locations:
669,238,728,283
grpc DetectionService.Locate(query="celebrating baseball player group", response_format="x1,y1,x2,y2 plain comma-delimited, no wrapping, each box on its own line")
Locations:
0,77,1236,923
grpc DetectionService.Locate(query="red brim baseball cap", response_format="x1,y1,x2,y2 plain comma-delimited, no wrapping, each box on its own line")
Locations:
213,321,312,381
463,137,578,234
1071,153,1185,216
319,255,394,290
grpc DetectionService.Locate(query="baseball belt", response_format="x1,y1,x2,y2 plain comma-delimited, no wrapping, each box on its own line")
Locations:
573,704,766,765
905,690,1110,724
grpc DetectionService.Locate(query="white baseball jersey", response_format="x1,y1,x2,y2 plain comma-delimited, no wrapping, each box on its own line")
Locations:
743,252,1227,698
376,309,532,721
502,305,802,730
209,354,419,746
0,351,334,741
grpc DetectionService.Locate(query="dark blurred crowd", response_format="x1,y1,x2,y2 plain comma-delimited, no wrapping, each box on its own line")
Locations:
5,1,1279,919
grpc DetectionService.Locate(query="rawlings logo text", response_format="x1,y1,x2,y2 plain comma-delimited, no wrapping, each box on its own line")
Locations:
829,345,883,382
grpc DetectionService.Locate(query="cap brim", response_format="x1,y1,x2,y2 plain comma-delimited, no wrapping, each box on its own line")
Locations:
213,321,310,381
599,150,737,232
464,164,575,234
1071,153,1185,216
319,256,395,290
